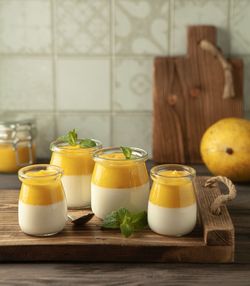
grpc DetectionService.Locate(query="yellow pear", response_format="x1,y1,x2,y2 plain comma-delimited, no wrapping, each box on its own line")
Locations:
200,117,250,182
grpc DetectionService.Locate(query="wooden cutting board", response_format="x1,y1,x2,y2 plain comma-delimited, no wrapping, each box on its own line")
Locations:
153,25,243,163
0,177,234,263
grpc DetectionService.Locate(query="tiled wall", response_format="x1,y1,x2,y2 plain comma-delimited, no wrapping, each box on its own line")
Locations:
0,0,249,158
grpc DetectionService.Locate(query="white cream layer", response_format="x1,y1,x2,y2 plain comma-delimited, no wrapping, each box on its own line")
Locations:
91,182,150,219
18,200,67,236
148,201,197,236
62,175,92,208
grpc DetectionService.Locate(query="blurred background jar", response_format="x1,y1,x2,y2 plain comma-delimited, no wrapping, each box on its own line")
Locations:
0,119,36,173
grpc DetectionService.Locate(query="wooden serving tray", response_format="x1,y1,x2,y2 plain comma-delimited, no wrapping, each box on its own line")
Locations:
0,177,234,263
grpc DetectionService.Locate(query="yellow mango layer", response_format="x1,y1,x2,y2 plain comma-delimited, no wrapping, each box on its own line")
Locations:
149,170,196,208
0,143,35,173
50,145,95,176
92,153,149,188
100,153,127,160
19,170,64,205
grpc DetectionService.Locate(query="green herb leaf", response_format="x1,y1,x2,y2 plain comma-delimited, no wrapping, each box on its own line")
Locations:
120,146,132,160
55,129,96,149
102,208,148,238
57,134,69,142
80,139,97,148
68,129,78,145
116,208,130,221
102,210,120,229
131,211,147,230
120,214,134,238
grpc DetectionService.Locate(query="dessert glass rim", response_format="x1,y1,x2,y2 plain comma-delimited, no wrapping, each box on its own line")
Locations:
18,164,63,180
50,139,102,153
93,146,148,162
151,164,196,180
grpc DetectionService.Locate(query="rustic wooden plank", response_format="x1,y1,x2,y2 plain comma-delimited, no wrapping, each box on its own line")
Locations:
153,25,243,164
0,263,249,286
0,229,204,247
0,245,233,263
153,58,185,163
195,177,234,248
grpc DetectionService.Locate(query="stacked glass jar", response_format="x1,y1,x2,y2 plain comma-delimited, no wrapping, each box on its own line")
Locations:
0,119,36,173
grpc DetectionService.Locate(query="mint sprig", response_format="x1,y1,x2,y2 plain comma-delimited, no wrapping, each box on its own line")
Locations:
56,129,97,148
102,208,148,238
80,138,97,148
120,146,132,160
68,129,78,145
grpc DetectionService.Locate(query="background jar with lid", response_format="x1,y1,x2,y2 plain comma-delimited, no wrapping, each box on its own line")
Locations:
18,164,67,236
91,147,150,219
50,139,102,209
0,119,36,173
148,164,197,237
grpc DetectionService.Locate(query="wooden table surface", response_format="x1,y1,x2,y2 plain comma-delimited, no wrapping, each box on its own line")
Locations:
0,163,249,285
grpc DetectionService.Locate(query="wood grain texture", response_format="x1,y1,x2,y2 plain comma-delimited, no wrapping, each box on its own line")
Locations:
0,264,250,286
195,177,234,248
0,177,234,263
153,25,243,164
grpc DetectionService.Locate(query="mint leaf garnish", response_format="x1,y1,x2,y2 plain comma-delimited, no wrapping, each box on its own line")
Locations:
101,210,120,229
120,146,132,160
102,208,148,238
131,211,148,229
117,208,129,221
55,129,96,149
120,214,134,238
57,129,78,146
68,129,78,145
80,139,97,148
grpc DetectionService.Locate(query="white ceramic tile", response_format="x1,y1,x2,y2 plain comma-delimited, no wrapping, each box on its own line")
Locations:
112,113,152,157
113,58,153,111
0,111,55,158
242,56,250,111
245,111,250,119
0,0,51,54
114,0,169,55
56,58,110,111
33,113,55,158
55,0,110,54
0,57,53,110
231,0,250,55
171,0,229,55
56,113,111,146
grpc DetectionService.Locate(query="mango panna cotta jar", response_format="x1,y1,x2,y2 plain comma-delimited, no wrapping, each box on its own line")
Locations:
0,119,36,173
91,147,150,219
50,139,102,209
18,164,67,236
148,164,197,237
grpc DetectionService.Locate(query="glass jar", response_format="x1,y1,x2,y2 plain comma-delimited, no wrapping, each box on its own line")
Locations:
91,147,150,219
50,139,102,209
0,119,36,173
148,164,197,237
18,164,67,236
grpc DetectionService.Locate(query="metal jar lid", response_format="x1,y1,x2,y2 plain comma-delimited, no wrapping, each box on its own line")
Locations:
0,118,37,167
0,119,36,144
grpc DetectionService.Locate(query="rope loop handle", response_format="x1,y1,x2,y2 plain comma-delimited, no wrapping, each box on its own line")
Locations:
204,176,237,215
199,40,235,99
